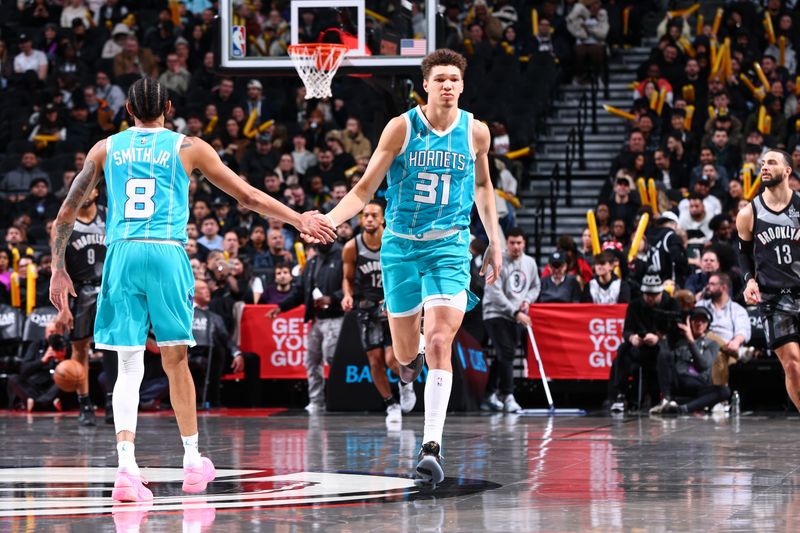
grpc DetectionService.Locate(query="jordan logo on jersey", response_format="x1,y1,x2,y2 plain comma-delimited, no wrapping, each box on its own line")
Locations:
755,226,800,245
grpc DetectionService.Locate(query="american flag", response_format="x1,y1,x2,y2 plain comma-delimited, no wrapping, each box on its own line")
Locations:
400,39,426,56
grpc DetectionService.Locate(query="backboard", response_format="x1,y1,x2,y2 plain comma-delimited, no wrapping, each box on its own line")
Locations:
216,0,440,75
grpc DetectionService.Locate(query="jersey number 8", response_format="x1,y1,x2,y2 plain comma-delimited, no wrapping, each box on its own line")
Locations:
124,178,156,219
413,172,452,205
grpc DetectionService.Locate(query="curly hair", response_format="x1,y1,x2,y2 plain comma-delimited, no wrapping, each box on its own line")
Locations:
420,49,467,79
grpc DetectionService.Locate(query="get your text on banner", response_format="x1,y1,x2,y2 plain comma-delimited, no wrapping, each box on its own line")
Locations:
239,304,319,379
528,304,627,380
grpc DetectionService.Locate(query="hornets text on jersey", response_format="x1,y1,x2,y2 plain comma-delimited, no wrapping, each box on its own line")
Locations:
385,106,475,236
103,127,189,244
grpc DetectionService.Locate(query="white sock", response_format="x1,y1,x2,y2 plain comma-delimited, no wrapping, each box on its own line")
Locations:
117,441,140,476
182,433,202,468
423,369,452,448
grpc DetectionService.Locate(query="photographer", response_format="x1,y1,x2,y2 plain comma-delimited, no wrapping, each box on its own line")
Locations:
698,272,752,386
7,320,68,411
650,306,730,415
607,272,680,413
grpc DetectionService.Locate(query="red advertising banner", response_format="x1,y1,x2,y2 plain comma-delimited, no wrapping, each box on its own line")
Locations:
528,304,627,380
239,304,321,379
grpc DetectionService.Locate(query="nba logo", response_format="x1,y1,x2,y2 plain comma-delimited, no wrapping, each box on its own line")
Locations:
231,26,246,58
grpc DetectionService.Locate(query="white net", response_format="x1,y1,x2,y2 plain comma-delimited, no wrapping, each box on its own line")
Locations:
288,44,348,100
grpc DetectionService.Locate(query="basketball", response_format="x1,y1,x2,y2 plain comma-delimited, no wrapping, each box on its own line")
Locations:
53,360,86,393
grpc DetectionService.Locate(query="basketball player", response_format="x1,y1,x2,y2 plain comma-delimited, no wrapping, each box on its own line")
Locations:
49,78,336,502
736,149,800,411
341,201,417,425
325,49,502,487
60,185,105,427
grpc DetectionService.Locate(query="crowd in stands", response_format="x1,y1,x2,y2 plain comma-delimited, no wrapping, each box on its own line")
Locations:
0,0,576,411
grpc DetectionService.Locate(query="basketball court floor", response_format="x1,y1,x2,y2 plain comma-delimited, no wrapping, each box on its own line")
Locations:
0,409,798,531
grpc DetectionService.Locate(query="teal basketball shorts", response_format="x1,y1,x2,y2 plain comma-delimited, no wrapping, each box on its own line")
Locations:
381,228,479,317
94,240,195,350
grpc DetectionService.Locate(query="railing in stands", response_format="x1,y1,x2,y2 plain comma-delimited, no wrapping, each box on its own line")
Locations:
563,91,591,208
531,163,559,265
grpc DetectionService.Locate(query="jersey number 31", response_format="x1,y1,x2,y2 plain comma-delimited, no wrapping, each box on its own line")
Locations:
413,172,451,205
124,178,156,219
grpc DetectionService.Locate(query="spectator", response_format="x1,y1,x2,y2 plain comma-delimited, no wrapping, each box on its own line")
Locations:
0,250,11,293
653,147,688,192
684,250,720,301
158,53,191,97
481,228,540,412
189,278,245,407
1,152,50,202
263,171,284,200
608,131,654,187
14,33,48,81
197,215,224,251
566,0,609,84
680,172,722,218
306,147,342,188
7,320,66,412
341,117,372,160
60,0,91,29
268,241,345,413
113,36,158,80
275,153,301,186
257,262,294,305
582,251,630,304
646,211,690,293
101,23,132,59
607,173,639,231
542,234,593,287
240,134,279,182
283,184,313,214
290,132,317,176
678,193,713,241
242,79,272,123
538,251,581,303
18,178,59,225
650,306,730,415
698,272,753,386
94,70,125,115
607,271,680,413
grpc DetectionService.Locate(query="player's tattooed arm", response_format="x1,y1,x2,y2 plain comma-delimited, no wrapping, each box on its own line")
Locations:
180,137,195,150
52,140,106,270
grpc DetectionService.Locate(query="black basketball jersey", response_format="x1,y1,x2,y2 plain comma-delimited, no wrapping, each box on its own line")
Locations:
751,193,800,290
355,234,383,304
65,207,106,285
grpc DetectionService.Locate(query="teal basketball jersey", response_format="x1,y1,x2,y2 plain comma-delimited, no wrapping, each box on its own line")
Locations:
104,127,189,244
385,106,476,235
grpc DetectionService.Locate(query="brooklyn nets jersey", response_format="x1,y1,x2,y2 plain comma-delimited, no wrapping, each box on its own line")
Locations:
752,192,800,290
65,206,106,284
355,234,383,304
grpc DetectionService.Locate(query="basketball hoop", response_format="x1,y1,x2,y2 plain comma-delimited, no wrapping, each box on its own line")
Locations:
288,43,348,100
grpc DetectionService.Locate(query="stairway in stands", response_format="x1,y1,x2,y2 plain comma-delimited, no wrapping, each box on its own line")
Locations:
518,1,726,264
517,43,650,263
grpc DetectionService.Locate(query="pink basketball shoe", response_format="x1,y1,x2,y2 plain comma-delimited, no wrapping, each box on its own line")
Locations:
112,471,153,502
182,457,216,493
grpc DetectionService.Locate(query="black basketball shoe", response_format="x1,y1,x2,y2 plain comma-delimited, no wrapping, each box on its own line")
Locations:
415,441,444,488
78,397,97,427
399,351,425,384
